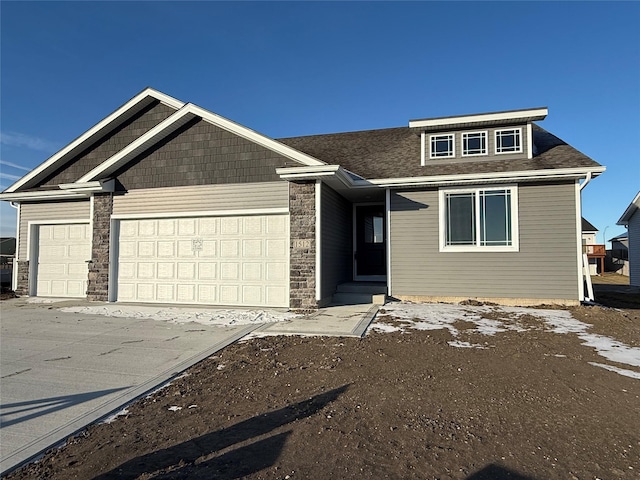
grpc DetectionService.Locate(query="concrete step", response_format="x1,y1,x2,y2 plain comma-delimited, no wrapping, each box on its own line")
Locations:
336,282,387,294
331,292,386,306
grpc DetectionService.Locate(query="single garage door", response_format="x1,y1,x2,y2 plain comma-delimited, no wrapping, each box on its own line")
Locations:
116,215,289,307
35,223,91,297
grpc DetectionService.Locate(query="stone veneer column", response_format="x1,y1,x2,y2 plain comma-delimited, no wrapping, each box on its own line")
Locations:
14,260,30,296
86,193,113,301
289,181,318,310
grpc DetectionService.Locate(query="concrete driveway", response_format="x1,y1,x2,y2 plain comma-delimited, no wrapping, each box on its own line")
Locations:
0,298,261,475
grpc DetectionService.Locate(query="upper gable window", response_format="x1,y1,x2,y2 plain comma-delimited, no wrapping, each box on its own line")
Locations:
430,134,455,158
495,128,522,154
462,131,487,156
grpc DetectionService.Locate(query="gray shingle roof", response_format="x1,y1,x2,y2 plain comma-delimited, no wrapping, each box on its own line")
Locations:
581,218,598,232
278,124,601,180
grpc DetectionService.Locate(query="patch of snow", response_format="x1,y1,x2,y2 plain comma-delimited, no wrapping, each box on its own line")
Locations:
101,408,129,424
448,340,488,349
589,363,640,380
26,297,69,304
60,304,298,327
368,322,403,333
168,406,182,411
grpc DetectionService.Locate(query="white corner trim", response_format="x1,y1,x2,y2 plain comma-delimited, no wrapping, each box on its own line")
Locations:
315,180,322,301
527,124,533,159
12,202,20,289
108,218,118,302
420,132,426,166
575,180,585,301
409,107,548,129
386,188,392,296
5,88,184,193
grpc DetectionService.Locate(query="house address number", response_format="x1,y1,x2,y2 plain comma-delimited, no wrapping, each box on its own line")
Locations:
293,239,312,249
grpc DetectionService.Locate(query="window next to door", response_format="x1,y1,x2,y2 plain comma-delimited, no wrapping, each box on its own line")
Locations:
438,186,519,252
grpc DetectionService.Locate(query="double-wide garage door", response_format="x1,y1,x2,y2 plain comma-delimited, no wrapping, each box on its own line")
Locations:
116,215,289,307
35,223,91,297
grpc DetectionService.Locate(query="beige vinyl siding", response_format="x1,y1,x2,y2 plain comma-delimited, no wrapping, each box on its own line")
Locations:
18,201,90,259
629,210,640,287
320,184,352,300
390,182,579,300
112,182,289,216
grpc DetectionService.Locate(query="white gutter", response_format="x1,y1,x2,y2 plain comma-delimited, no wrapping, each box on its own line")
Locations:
0,180,115,202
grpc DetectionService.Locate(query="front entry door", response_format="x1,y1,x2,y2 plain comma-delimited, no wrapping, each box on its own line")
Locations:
355,205,386,280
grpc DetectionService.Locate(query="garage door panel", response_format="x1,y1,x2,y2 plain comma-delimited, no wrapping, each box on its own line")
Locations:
116,215,288,307
35,223,90,298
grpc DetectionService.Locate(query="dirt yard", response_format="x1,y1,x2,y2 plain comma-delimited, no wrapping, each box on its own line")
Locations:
6,289,640,480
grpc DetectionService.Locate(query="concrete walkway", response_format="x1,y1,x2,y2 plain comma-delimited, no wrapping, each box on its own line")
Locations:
0,298,378,475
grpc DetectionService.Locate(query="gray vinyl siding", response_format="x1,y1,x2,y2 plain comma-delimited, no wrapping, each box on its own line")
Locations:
18,201,90,259
427,124,529,164
114,118,295,190
390,181,579,300
112,182,289,216
320,184,352,299
628,210,640,287
39,102,177,187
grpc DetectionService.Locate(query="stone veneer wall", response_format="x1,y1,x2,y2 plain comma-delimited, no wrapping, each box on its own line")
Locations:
86,193,113,301
289,181,317,310
14,260,29,296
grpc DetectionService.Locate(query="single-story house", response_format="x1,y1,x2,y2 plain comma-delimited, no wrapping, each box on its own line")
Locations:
0,88,605,308
617,192,640,287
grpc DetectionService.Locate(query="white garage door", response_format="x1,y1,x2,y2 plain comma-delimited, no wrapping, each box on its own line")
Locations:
116,215,289,307
35,223,91,297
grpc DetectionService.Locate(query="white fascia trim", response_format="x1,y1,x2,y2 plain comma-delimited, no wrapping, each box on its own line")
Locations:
77,106,198,182
110,207,289,220
0,189,99,202
80,103,326,183
187,104,325,167
409,107,548,129
617,191,640,225
277,165,356,188
362,166,606,188
5,88,185,193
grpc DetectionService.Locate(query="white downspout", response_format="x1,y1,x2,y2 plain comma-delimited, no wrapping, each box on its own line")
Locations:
10,202,19,291
576,172,594,302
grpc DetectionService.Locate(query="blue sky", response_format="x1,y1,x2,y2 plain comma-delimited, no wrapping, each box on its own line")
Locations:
1,1,639,244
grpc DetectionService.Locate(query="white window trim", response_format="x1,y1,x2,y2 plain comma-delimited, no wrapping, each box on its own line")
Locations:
429,133,455,159
461,130,488,157
495,127,523,155
438,185,519,252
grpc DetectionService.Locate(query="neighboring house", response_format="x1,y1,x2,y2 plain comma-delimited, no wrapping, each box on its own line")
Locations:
617,192,640,287
0,237,16,286
0,88,605,308
608,232,629,276
581,217,603,275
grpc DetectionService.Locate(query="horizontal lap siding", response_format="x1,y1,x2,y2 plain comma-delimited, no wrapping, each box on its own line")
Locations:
112,182,289,216
390,182,578,300
320,184,352,299
18,201,91,259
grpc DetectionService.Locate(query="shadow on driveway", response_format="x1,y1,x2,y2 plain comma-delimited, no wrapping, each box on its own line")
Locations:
0,387,129,428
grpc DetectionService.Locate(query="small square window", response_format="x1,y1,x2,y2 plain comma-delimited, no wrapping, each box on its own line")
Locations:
430,134,454,158
462,131,487,156
495,128,522,154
